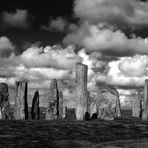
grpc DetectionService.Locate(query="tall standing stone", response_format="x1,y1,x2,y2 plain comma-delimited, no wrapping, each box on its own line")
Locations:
31,89,40,120
133,91,142,118
14,82,28,120
0,83,11,119
75,63,89,120
142,79,148,120
59,91,63,119
46,79,59,120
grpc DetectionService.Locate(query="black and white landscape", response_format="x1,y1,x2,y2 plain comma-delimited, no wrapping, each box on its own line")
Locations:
1,0,148,147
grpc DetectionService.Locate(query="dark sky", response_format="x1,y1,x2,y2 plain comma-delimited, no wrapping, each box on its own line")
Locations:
0,0,74,20
0,0,74,52
0,0,148,51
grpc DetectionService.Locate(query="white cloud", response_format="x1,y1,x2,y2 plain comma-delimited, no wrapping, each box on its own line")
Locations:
93,55,148,88
64,23,148,56
2,9,29,28
74,0,148,27
14,64,74,81
19,45,81,69
118,55,148,77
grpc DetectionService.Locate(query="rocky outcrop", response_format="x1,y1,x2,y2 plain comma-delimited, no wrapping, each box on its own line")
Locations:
46,79,59,120
90,85,121,120
31,89,40,120
0,83,11,119
14,82,28,120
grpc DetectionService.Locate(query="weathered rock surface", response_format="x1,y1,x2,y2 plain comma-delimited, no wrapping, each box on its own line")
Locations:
46,79,59,120
14,82,28,120
133,90,142,118
58,91,63,119
0,83,11,119
31,89,40,119
90,85,121,120
75,63,89,120
142,79,148,120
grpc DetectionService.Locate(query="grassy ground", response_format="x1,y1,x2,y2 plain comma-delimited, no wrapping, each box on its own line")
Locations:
0,119,148,148
0,108,147,148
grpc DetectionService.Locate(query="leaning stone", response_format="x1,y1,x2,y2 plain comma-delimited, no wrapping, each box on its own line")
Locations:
0,83,11,119
31,89,40,120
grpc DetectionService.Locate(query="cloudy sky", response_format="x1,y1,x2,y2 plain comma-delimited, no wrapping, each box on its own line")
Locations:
0,0,148,107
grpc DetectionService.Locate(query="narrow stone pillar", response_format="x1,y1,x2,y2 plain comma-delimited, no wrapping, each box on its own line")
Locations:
58,91,63,119
133,91,141,118
142,79,148,120
63,106,67,119
115,93,121,117
14,81,28,120
31,89,40,120
0,83,11,119
75,63,89,120
45,79,59,120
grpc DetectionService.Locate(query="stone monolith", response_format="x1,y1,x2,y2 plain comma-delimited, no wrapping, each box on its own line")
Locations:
14,82,28,120
31,89,40,119
0,83,11,119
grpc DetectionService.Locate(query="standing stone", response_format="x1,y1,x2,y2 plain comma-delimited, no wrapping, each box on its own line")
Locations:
59,91,63,119
94,85,121,120
142,79,148,120
75,63,89,120
133,91,142,118
115,92,121,117
31,89,40,120
63,106,67,119
14,82,28,120
0,83,11,119
46,79,59,120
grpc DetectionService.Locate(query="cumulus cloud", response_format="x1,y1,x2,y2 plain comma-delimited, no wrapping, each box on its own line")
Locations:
14,64,74,81
42,17,68,32
93,55,148,89
0,36,15,58
63,23,148,56
118,55,148,77
74,0,148,27
0,44,81,87
0,36,15,51
2,9,29,28
19,45,81,69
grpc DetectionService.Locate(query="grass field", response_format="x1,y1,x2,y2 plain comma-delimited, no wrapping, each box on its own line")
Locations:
0,119,148,148
0,108,148,148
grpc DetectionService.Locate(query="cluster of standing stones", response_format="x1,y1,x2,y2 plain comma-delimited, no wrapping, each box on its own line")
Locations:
0,63,148,121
